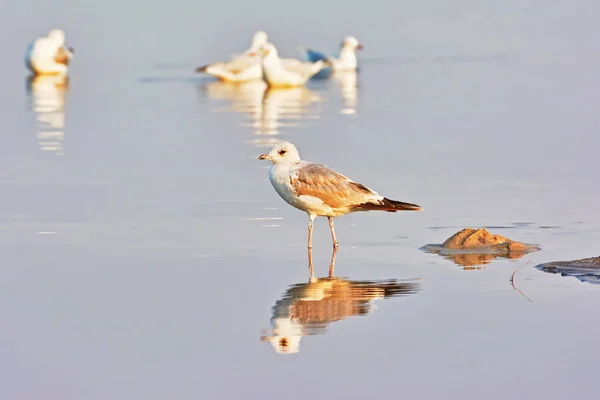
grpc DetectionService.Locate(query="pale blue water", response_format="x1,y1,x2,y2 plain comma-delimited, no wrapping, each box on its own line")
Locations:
1,1,600,399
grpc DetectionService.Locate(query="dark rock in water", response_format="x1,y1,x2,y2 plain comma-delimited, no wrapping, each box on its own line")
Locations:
536,256,600,284
420,228,540,269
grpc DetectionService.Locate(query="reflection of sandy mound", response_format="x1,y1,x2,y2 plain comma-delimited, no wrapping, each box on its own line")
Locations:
26,75,68,156
333,71,357,115
260,249,420,354
420,228,540,269
422,247,531,269
199,81,324,147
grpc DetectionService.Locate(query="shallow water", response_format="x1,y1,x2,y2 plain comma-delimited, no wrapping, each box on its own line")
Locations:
2,1,600,399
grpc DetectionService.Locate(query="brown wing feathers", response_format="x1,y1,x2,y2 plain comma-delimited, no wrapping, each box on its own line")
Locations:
291,164,422,212
290,164,355,209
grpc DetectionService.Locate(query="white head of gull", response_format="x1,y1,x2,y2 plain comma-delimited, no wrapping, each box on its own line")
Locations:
261,317,302,355
247,30,268,54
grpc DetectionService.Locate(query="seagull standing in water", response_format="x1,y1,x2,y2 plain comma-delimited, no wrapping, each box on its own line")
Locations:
302,36,364,72
258,141,422,248
25,29,74,76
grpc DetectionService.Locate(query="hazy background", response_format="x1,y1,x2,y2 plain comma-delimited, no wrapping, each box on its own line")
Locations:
1,1,599,399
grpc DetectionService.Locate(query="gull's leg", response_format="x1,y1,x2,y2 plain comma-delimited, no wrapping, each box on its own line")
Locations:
327,217,339,249
328,245,338,278
308,246,314,281
307,215,315,249
307,215,316,280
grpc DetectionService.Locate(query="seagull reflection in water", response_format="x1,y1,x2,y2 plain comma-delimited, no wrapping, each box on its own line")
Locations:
26,75,68,156
260,248,420,354
332,71,358,115
198,80,324,147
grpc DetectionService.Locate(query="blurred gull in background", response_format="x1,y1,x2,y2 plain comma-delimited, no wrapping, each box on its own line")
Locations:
25,29,74,77
253,42,329,88
299,36,363,78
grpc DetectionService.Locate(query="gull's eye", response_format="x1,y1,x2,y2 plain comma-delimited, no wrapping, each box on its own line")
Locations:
278,149,287,156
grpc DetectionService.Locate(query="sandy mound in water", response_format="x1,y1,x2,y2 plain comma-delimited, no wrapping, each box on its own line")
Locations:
420,228,540,268
441,228,533,251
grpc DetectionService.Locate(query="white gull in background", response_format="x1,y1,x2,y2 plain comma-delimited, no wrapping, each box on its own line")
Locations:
258,141,422,248
25,29,74,76
196,31,306,83
301,36,363,73
196,31,268,83
253,43,329,88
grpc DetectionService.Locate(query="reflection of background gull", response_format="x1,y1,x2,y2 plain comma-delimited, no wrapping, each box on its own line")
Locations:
260,249,420,354
333,71,358,115
202,80,267,114
26,75,68,156
199,81,324,147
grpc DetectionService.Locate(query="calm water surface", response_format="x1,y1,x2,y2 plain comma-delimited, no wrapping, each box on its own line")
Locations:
1,1,600,399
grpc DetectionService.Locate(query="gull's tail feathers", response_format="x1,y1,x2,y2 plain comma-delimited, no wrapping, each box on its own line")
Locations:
383,198,422,211
355,198,422,212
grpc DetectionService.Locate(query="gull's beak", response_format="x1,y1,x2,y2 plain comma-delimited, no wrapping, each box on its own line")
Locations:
248,51,257,57
356,44,364,50
258,153,269,160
